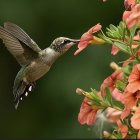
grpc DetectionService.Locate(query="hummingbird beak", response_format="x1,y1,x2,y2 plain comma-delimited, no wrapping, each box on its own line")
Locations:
67,39,80,47
70,39,80,45
63,39,80,52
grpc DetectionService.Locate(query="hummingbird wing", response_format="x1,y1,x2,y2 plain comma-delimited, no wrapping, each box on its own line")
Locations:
4,22,41,53
0,26,41,66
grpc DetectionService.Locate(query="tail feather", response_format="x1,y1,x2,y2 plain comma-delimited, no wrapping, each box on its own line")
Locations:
13,81,35,109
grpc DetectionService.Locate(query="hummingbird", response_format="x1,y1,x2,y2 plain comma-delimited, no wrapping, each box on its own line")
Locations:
0,22,79,109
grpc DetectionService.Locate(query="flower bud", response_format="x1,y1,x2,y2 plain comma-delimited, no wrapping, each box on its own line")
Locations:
76,88,84,95
110,62,120,70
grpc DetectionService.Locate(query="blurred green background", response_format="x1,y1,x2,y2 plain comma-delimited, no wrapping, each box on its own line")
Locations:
0,0,126,139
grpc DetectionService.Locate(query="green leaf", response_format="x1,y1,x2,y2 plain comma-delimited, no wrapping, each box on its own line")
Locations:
130,134,137,139
106,22,126,40
130,25,137,38
105,88,112,106
106,27,112,33
110,24,118,31
113,41,131,55
90,99,101,106
112,31,121,39
112,99,124,110
118,25,123,37
115,132,123,139
116,80,126,92
122,65,132,77
98,33,113,44
90,88,98,94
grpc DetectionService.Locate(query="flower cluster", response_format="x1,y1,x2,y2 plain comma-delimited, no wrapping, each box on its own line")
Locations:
75,0,140,139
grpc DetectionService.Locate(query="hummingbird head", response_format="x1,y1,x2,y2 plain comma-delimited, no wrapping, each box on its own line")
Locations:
50,37,79,53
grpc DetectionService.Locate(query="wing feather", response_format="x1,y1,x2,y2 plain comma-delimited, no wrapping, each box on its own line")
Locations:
0,26,39,65
4,22,41,52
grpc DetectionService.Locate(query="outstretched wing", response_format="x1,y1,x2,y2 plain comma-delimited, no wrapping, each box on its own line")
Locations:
0,23,41,66
4,22,41,53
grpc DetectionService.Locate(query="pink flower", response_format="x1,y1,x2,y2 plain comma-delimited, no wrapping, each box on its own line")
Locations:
74,23,102,55
131,107,140,138
121,90,140,109
131,107,140,130
112,88,123,101
121,107,131,120
100,69,124,101
117,120,128,138
126,64,140,93
106,107,122,123
123,4,140,29
121,90,140,120
124,0,136,10
111,45,120,55
78,97,98,125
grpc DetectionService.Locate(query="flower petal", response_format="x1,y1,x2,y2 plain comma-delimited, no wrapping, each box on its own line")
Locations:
88,23,102,34
78,97,97,125
123,4,140,29
111,45,120,55
131,107,140,130
121,108,131,119
106,107,121,123
86,110,97,125
117,120,128,138
112,88,123,101
126,81,140,93
74,23,102,55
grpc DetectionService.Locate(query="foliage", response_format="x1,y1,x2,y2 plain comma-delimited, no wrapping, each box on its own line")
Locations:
75,0,140,138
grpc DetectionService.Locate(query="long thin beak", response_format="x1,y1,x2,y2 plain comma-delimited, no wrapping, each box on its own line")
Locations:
70,39,80,44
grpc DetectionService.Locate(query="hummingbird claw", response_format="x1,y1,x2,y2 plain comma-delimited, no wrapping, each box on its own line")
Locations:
25,92,28,96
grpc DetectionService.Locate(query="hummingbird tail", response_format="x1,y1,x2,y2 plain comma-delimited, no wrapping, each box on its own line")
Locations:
13,80,36,109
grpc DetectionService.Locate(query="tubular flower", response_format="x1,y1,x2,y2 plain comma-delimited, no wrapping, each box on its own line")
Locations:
121,108,131,120
121,90,140,109
111,45,120,55
120,90,140,120
74,23,104,55
100,69,124,101
131,107,140,130
106,107,122,123
126,64,140,93
123,4,140,29
131,107,140,138
124,0,136,10
117,120,128,138
78,97,98,125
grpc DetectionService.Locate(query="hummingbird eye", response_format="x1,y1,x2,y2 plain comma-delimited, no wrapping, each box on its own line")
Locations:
62,39,71,44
